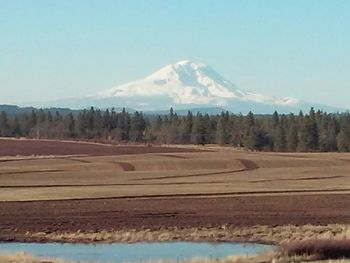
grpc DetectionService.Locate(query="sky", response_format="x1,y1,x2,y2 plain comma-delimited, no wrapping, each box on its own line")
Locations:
0,0,350,108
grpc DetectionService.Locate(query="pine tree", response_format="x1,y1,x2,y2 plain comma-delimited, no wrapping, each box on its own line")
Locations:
0,107,348,153
298,112,319,152
10,116,22,137
19,113,30,136
287,122,298,152
215,112,230,145
178,112,193,143
130,111,146,142
77,110,88,138
86,107,95,138
0,111,8,136
337,129,350,152
318,115,336,152
169,107,175,122
230,114,243,147
271,111,279,130
243,112,256,150
191,113,206,145
274,124,287,152
255,128,271,151
215,117,225,145
244,127,257,150
37,109,46,124
101,109,112,139
47,111,53,122
64,113,75,137
245,111,255,129
29,110,37,128
94,109,103,138
327,120,338,152
117,108,131,141
306,108,319,151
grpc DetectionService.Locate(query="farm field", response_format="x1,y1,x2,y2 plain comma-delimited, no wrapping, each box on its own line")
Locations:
1,139,350,201
0,138,350,240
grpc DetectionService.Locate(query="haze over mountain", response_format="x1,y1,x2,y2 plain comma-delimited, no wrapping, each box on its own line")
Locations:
31,60,345,114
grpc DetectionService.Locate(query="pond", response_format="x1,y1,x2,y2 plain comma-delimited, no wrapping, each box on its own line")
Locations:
0,242,273,262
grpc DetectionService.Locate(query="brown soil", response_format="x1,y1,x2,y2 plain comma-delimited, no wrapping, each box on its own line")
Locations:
0,194,349,241
0,139,198,157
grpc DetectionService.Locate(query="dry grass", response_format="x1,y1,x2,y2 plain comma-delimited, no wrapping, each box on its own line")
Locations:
0,252,73,263
282,239,350,260
18,224,350,245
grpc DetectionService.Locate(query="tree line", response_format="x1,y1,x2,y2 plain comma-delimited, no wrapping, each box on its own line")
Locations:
0,107,350,152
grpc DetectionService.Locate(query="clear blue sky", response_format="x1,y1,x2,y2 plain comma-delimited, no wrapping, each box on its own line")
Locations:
1,0,349,108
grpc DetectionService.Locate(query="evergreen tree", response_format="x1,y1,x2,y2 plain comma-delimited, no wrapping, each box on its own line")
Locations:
287,121,298,152
244,127,258,150
306,108,319,151
0,111,9,136
116,108,131,141
327,120,338,152
215,112,230,145
130,111,146,142
77,110,88,138
298,112,319,152
64,113,75,138
191,113,206,145
271,111,279,130
230,114,243,147
37,109,46,124
274,124,287,152
178,112,193,143
29,110,37,128
102,109,111,132
337,129,350,152
11,116,22,137
0,107,348,153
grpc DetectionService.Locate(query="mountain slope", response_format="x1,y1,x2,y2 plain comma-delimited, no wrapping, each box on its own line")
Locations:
98,60,299,109
28,60,346,114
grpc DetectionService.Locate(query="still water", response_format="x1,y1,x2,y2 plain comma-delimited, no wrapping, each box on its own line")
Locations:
0,242,273,262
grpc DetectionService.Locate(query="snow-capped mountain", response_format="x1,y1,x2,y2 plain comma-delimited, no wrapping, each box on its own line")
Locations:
98,60,299,109
29,60,345,114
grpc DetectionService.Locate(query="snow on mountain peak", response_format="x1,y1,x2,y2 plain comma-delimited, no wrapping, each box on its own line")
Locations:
99,60,299,107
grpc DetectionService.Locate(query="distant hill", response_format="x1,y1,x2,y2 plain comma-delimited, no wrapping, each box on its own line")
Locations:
2,104,348,118
0,104,231,117
145,107,227,116
0,105,36,115
0,105,79,116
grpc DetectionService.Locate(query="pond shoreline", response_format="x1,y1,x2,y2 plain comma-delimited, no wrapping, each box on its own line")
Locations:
0,241,273,263
1,225,349,263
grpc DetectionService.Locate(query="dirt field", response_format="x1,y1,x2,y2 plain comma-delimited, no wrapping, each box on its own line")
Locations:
0,138,197,156
0,194,350,237
0,139,350,241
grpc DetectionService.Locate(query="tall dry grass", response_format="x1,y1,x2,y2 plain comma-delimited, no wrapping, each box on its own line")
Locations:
21,224,350,245
282,239,350,260
0,252,70,263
